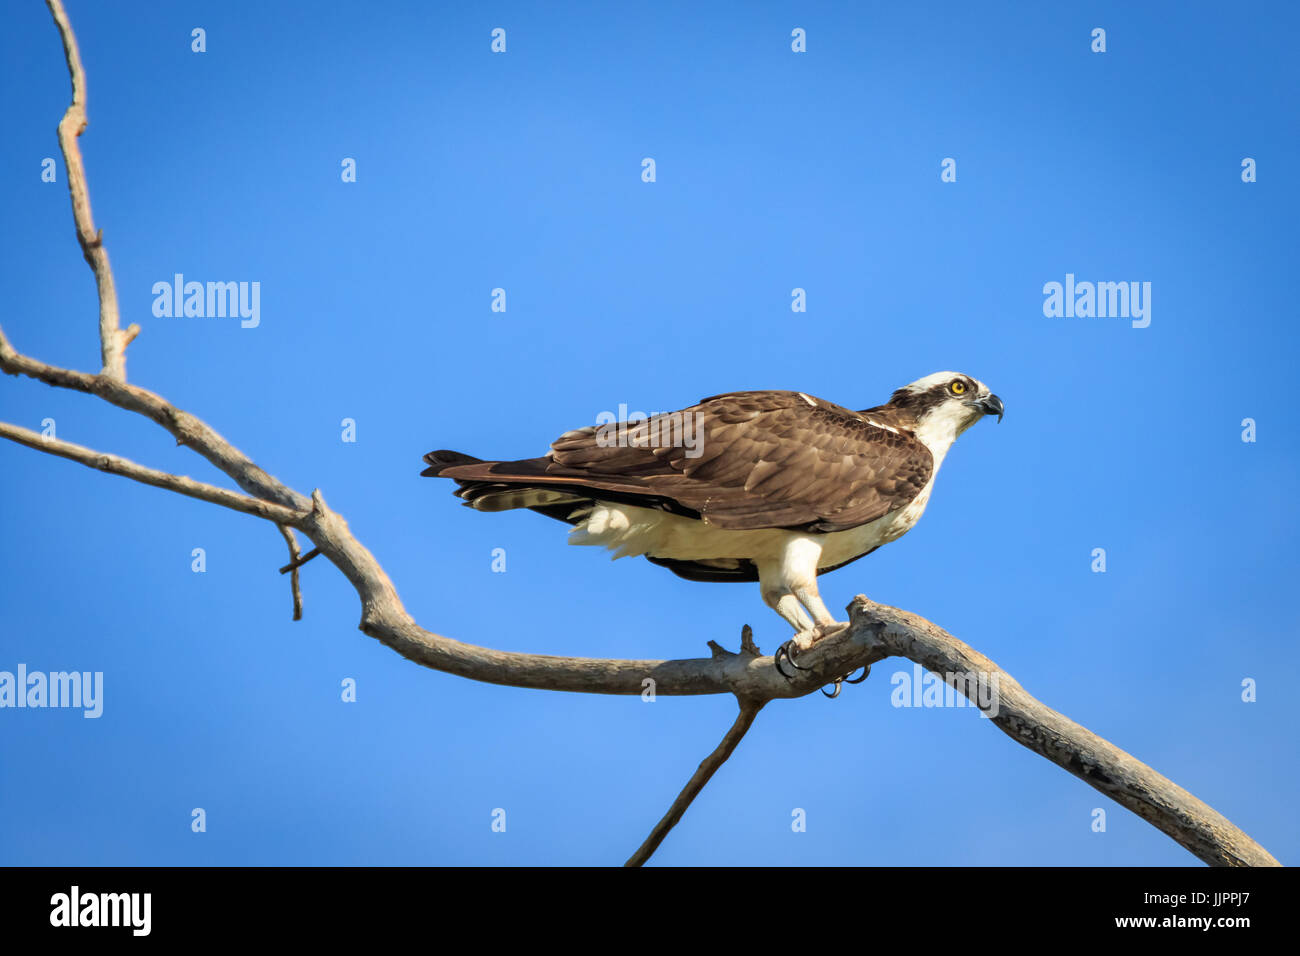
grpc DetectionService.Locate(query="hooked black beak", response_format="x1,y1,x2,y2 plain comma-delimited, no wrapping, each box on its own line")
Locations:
965,393,1004,422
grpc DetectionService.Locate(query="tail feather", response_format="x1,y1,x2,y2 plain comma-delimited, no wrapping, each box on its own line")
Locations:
420,448,697,524
420,449,483,477
421,449,590,517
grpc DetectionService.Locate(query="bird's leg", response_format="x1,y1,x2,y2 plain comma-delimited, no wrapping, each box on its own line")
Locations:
759,561,815,677
763,589,820,679
796,582,867,695
792,583,836,631
763,538,849,678
785,582,863,692
793,585,849,644
763,539,866,689
761,585,814,633
782,537,845,647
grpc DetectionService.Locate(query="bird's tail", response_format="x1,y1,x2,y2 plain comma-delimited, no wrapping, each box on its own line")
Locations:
421,449,589,515
420,449,484,476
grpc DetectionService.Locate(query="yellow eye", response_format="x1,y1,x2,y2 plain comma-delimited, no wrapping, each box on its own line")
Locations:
950,380,967,395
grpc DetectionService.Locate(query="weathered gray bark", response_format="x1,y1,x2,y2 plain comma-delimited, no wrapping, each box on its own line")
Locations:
0,0,1281,869
844,598,1280,868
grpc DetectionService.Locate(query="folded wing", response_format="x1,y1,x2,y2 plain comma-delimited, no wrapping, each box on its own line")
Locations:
425,390,933,534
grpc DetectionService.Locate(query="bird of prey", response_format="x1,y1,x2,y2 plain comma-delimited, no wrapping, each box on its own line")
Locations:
422,371,1002,672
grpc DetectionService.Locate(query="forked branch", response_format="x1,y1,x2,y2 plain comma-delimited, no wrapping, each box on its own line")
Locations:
0,0,1280,869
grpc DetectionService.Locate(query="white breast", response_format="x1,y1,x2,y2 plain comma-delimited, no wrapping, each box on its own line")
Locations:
565,472,937,572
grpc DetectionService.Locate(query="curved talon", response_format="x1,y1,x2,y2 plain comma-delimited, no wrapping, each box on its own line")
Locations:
823,666,869,698
773,639,813,680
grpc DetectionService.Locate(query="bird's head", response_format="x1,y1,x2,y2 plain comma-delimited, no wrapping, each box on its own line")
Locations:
884,371,1003,452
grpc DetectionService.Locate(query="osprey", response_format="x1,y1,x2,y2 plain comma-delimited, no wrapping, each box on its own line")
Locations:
422,371,1002,665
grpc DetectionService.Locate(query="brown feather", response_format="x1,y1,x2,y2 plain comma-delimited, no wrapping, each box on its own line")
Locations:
428,390,935,534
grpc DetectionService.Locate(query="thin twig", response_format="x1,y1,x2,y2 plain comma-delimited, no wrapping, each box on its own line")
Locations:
279,547,321,575
625,699,765,867
0,324,307,514
0,421,304,525
45,0,138,380
278,525,305,620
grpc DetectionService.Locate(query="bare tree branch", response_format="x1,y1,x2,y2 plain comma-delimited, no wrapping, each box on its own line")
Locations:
625,699,765,867
0,0,1280,869
0,335,806,697
0,420,304,524
278,525,305,620
0,326,306,512
45,0,139,381
279,546,321,574
847,597,1282,867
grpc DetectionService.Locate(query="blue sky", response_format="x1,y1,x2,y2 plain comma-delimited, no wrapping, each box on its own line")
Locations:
1,0,1296,866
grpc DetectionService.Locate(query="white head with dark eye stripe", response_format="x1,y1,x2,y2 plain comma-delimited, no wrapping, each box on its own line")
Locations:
885,371,1004,456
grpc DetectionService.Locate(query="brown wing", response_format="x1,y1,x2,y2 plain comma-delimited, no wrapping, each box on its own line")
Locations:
432,390,933,534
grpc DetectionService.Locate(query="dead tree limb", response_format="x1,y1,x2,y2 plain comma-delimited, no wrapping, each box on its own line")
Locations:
846,598,1280,868
278,525,306,620
0,0,1280,868
46,0,138,380
625,699,765,867
0,420,304,524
